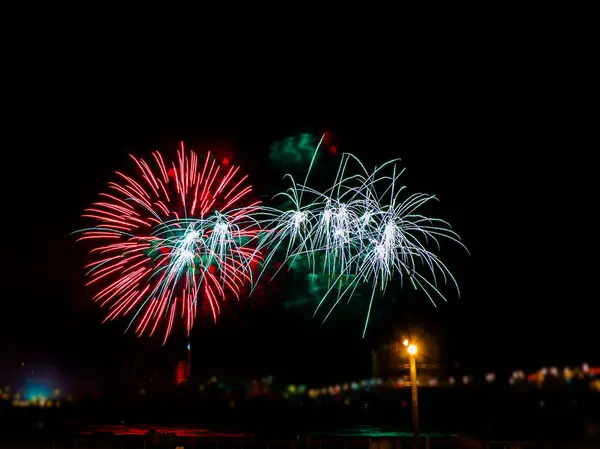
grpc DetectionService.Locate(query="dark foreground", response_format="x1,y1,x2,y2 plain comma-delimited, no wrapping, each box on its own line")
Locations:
1,383,599,447
0,427,598,449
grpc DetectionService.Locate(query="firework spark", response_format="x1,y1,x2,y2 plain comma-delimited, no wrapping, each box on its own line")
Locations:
77,143,261,343
257,142,466,336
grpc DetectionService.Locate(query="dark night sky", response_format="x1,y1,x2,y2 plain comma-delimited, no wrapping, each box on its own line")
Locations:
0,31,594,390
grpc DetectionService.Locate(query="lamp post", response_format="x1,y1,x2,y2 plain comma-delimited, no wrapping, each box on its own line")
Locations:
404,340,419,445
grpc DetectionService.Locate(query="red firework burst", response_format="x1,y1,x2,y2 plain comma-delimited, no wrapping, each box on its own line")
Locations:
78,142,261,342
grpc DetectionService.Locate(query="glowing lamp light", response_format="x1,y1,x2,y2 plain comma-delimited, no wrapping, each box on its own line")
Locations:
403,339,409,347
407,344,417,355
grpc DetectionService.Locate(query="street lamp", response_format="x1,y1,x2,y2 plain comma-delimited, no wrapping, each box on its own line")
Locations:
405,341,419,444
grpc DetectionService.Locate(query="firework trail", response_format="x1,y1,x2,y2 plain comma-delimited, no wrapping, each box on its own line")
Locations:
257,140,466,336
77,143,261,343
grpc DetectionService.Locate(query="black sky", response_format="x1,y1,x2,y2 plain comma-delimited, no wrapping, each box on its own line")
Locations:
0,29,594,389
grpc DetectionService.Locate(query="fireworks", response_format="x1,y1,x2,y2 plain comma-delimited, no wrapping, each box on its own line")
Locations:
78,136,464,341
257,141,466,336
77,143,261,342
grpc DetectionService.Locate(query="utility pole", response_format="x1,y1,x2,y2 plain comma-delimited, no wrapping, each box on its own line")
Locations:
187,341,191,378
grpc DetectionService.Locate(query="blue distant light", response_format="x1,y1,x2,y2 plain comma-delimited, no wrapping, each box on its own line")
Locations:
187,342,191,350
25,384,52,401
